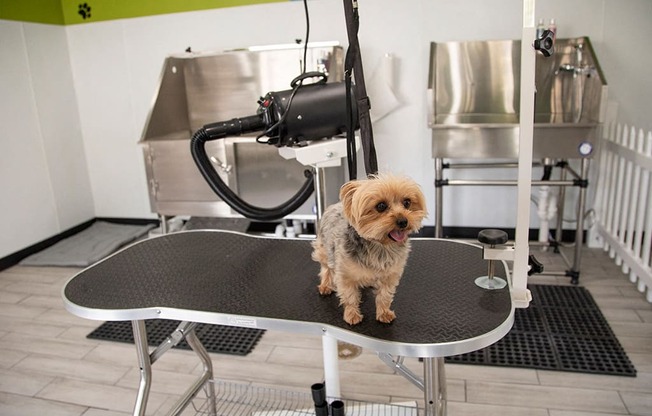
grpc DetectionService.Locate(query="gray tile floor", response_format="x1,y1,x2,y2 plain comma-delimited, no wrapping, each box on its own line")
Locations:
0,244,650,415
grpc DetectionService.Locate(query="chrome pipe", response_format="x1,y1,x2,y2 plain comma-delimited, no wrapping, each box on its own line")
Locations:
556,166,568,242
435,158,444,238
444,179,576,187
160,215,169,235
572,159,590,275
446,162,520,169
314,166,326,228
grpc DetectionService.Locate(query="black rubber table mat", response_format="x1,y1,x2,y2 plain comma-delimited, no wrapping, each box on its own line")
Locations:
446,284,637,376
87,319,264,356
64,230,512,354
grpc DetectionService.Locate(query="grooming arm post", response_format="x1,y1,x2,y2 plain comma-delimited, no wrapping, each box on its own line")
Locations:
512,0,536,307
322,331,341,399
281,138,354,400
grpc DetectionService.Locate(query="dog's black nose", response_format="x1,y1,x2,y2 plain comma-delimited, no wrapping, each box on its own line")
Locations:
397,218,408,229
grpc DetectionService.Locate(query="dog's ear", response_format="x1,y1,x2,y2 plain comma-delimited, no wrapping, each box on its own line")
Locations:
412,184,428,215
339,181,359,221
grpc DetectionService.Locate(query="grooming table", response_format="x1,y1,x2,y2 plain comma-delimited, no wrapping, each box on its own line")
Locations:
62,230,513,416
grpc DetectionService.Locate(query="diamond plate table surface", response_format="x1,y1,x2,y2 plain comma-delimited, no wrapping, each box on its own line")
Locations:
63,230,513,357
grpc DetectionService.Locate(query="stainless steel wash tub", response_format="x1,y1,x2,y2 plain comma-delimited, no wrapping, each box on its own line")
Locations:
428,37,607,159
140,43,346,221
428,37,607,283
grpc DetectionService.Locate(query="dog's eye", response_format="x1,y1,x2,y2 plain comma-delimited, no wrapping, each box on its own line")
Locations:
403,198,411,209
376,202,388,212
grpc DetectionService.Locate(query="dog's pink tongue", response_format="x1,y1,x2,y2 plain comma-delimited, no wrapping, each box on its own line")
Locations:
390,229,408,242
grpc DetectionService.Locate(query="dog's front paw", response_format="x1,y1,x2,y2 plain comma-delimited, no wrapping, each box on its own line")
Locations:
344,307,363,325
376,309,396,324
318,284,332,296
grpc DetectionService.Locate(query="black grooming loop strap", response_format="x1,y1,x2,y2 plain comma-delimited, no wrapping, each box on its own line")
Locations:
343,0,378,180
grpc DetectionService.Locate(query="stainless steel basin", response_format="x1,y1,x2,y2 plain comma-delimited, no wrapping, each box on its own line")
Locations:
139,44,346,219
428,37,607,159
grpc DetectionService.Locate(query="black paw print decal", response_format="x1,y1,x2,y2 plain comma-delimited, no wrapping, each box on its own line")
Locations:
78,3,91,20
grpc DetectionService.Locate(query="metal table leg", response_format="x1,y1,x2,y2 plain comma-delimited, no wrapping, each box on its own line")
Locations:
322,332,341,399
132,320,152,416
172,330,216,416
130,320,217,416
423,357,447,416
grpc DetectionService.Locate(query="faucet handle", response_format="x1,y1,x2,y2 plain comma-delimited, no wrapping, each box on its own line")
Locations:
534,29,555,57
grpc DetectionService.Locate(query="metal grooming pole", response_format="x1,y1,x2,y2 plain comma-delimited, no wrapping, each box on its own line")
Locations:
279,138,352,401
436,0,537,309
511,0,537,315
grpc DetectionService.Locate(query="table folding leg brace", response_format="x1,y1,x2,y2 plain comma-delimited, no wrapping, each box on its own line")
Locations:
131,320,217,416
378,353,447,415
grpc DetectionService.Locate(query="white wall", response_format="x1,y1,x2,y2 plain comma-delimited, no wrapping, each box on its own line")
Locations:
0,21,93,258
1,0,650,257
600,0,652,131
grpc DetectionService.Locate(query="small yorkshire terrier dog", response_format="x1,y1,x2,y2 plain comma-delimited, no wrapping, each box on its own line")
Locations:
312,174,427,325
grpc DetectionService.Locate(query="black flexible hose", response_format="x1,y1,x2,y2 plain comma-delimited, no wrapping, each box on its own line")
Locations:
190,127,315,221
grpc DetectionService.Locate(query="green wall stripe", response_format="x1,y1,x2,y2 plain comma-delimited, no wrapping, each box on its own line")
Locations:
1,0,287,25
0,0,65,25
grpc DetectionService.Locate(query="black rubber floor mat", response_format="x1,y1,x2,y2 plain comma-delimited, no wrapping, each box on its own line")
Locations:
87,319,265,356
446,285,637,376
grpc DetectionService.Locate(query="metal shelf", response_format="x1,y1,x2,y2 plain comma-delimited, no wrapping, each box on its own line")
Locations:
191,380,419,416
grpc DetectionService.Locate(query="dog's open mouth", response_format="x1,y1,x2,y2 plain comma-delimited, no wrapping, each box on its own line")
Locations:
389,229,408,243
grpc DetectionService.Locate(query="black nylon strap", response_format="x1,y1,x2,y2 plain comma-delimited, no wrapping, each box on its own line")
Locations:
343,0,378,179
344,60,357,180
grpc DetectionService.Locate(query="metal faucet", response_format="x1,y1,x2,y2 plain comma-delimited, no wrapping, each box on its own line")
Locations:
576,42,584,68
555,43,596,77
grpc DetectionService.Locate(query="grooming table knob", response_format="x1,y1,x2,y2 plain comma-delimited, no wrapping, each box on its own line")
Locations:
476,229,508,290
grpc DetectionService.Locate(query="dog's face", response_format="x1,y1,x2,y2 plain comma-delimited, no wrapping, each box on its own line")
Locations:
340,175,427,245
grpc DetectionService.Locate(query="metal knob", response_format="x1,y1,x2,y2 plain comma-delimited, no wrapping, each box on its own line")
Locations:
534,29,555,57
475,229,508,290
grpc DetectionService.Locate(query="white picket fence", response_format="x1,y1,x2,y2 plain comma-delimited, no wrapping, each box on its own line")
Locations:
594,122,652,302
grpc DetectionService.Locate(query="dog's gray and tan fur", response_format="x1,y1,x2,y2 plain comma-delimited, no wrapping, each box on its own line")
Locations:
311,174,427,325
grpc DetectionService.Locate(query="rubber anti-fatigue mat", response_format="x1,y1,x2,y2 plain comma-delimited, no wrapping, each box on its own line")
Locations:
87,319,265,356
445,285,637,376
